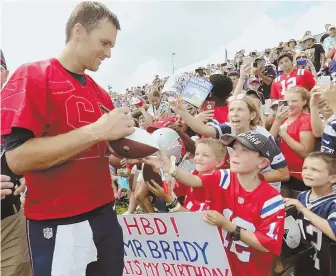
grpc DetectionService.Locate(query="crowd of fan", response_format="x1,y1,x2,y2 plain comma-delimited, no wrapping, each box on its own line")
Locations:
109,23,336,212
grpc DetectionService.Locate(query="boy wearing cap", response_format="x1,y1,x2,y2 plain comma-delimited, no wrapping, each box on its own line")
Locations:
146,131,285,276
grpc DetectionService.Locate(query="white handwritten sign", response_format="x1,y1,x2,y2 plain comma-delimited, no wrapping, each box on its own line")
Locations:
118,212,231,276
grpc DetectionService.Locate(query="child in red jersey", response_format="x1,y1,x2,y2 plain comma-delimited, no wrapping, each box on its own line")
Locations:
145,131,285,276
147,138,226,212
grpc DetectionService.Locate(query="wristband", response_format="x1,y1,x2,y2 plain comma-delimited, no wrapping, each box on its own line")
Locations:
230,226,242,241
169,167,178,178
166,197,178,209
169,202,181,213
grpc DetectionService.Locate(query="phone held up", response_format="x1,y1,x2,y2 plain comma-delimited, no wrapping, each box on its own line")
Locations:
296,60,308,67
279,100,288,107
200,101,215,112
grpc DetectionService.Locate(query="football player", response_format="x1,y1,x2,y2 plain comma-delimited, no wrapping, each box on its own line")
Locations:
1,2,134,276
285,152,336,276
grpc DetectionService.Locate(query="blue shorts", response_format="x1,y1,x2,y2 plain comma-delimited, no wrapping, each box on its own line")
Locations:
27,202,124,276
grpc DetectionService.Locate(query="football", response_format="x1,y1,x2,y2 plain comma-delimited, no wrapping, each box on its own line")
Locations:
143,163,162,187
108,127,159,159
108,154,123,169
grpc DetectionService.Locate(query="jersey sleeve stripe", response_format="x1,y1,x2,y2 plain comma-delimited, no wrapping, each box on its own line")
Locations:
206,122,222,139
219,169,230,189
261,195,284,218
324,124,336,136
328,212,336,220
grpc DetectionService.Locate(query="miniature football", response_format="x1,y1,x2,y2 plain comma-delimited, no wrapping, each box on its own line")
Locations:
108,127,159,159
108,154,123,169
143,163,162,187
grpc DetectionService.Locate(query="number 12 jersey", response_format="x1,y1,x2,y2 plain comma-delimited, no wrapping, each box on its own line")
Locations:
270,68,315,100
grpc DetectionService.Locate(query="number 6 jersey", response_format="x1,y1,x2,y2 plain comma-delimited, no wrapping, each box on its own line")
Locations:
0,58,115,220
295,190,336,276
198,169,285,276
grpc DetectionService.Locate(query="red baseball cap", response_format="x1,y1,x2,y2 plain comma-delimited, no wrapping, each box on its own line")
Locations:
146,116,179,133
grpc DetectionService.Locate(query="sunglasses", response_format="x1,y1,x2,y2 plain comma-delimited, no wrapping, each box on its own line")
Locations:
228,91,247,102
296,56,307,60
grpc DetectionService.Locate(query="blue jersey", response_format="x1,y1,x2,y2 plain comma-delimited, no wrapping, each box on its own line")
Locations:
321,114,336,155
296,190,336,276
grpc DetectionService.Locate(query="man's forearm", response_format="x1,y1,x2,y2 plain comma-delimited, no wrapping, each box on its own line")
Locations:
257,71,273,85
6,124,100,175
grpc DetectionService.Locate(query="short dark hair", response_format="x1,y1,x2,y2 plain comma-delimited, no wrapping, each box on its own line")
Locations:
306,152,336,175
209,74,233,99
278,52,293,63
65,1,121,43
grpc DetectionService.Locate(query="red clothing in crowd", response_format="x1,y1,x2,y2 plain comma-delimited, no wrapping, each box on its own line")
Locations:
198,169,285,276
278,112,312,180
270,68,315,100
213,105,229,124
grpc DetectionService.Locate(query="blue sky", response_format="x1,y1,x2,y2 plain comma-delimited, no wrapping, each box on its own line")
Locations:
1,1,335,93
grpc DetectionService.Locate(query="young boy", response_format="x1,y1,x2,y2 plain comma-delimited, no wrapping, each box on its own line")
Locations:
284,152,336,276
146,131,285,276
148,138,227,212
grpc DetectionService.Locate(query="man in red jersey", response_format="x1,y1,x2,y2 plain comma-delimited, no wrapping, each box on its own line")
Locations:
270,52,315,100
0,2,134,276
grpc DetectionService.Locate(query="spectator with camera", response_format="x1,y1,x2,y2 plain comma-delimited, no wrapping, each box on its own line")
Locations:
295,51,318,79
251,56,276,99
302,36,326,72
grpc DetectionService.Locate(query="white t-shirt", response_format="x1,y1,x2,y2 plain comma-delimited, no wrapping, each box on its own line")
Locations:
147,101,170,117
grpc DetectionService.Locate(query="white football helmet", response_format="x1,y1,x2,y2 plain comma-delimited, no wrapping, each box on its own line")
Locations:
151,128,182,163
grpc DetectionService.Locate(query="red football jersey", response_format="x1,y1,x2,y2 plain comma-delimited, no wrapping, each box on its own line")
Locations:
1,58,115,220
213,105,229,124
198,169,285,276
270,68,315,100
278,113,312,180
174,170,210,212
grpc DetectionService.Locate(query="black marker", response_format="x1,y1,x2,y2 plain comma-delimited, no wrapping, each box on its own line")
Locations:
100,105,110,113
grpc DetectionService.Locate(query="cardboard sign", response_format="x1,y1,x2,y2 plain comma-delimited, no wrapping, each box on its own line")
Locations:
118,212,231,276
180,77,213,108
